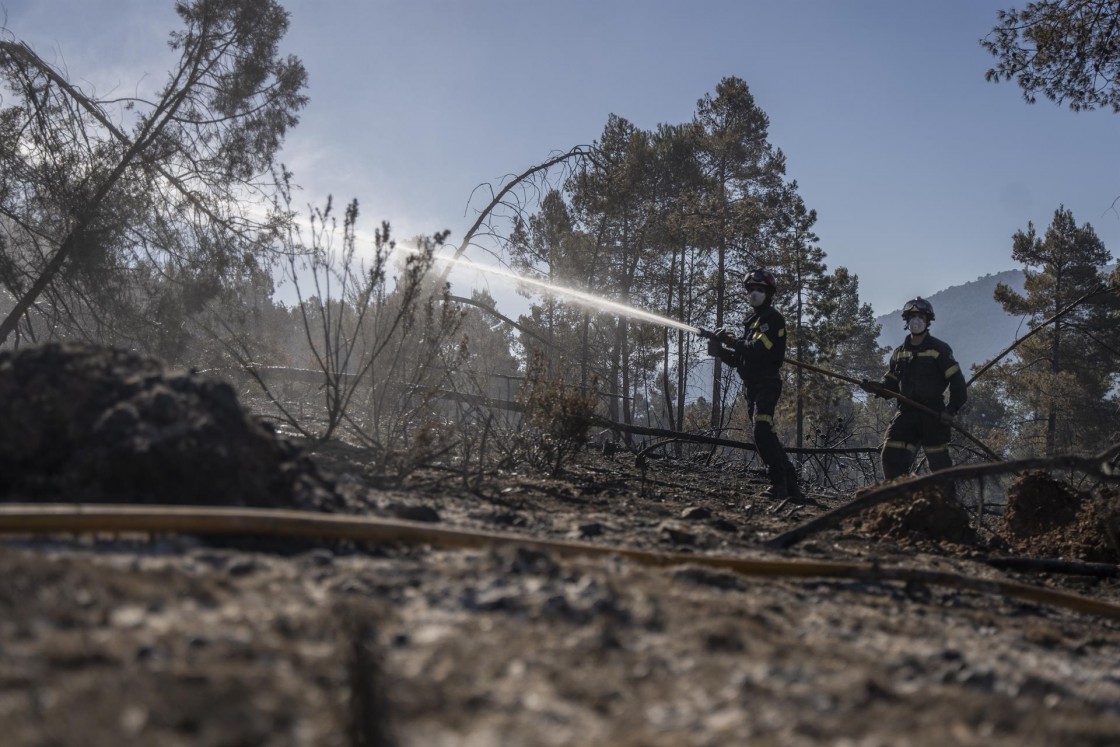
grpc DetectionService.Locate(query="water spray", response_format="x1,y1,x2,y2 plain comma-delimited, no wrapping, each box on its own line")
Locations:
427,252,1000,462
430,253,700,333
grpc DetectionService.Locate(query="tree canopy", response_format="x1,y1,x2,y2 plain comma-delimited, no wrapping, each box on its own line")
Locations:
983,0,1120,111
989,206,1118,455
0,0,308,346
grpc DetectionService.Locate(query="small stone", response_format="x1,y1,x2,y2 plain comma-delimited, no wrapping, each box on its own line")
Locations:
300,548,335,567
228,558,259,577
390,504,440,523
659,523,696,546
709,518,737,533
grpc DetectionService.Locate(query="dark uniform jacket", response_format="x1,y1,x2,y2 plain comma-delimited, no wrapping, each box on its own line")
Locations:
880,333,967,414
719,303,787,383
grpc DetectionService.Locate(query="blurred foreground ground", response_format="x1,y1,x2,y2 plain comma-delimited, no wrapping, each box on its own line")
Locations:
2,344,1119,745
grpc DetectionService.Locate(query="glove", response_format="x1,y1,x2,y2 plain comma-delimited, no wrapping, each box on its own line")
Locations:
940,411,956,425
858,379,880,395
706,337,724,357
713,327,736,344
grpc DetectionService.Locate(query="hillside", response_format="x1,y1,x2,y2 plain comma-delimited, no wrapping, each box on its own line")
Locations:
876,270,1029,374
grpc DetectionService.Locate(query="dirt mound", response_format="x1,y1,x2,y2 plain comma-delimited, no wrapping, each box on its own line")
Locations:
1002,471,1083,536
998,473,1120,562
0,343,336,511
846,486,979,547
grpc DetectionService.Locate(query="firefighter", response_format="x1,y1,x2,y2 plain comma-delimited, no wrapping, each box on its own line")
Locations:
861,297,967,484
708,268,801,501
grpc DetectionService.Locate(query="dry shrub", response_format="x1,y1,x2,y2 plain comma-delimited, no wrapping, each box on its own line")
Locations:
516,353,599,477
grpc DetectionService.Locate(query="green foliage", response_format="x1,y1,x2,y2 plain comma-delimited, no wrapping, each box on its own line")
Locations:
0,0,308,347
983,0,1120,112
502,76,879,449
986,205,1118,455
516,352,599,476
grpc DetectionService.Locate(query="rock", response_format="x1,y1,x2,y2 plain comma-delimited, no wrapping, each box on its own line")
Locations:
473,511,526,528
709,518,737,533
680,506,712,521
658,523,696,546
299,549,335,567
228,559,260,578
389,504,440,523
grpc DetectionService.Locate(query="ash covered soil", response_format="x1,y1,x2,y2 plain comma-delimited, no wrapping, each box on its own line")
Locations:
3,344,1120,746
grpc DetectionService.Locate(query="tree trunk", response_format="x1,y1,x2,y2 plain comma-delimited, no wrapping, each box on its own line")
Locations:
579,311,590,393
1046,274,1064,456
710,231,727,428
677,251,692,433
620,317,632,430
794,259,805,450
662,247,678,432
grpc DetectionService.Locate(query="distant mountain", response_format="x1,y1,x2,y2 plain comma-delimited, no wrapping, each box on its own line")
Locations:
875,270,1030,374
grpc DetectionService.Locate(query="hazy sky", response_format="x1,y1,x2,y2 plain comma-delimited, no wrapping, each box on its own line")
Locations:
4,0,1119,317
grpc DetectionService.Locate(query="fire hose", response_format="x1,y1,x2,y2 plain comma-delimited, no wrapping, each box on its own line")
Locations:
0,503,1118,620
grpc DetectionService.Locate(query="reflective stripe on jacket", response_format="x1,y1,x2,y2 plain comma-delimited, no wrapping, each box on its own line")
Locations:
880,333,966,412
731,303,787,382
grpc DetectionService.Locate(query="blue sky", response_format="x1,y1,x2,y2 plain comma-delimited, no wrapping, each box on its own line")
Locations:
4,0,1119,317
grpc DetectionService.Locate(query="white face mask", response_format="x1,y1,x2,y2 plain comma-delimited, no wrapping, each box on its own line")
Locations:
907,316,927,335
747,290,767,308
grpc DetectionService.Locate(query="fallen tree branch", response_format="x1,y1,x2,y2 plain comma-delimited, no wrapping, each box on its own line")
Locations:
424,388,878,456
765,443,1120,550
967,284,1118,387
981,556,1120,578
602,402,877,457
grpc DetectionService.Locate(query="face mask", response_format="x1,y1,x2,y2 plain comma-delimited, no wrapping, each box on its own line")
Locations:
907,317,927,335
747,290,767,308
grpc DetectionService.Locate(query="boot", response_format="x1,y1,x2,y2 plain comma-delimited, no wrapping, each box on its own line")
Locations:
784,463,803,500
760,481,788,501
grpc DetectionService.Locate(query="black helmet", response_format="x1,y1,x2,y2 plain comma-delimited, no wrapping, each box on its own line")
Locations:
902,297,935,321
743,268,777,293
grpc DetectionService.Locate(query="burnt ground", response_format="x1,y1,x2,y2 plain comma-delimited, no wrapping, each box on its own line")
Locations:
3,343,1120,746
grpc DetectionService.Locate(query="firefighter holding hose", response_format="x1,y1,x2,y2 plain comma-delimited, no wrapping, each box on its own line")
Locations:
706,268,801,502
860,297,967,487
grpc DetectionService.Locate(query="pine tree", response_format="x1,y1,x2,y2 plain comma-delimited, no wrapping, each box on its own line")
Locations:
693,77,786,429
508,189,589,376
767,183,828,448
0,0,307,347
990,205,1116,455
566,115,659,428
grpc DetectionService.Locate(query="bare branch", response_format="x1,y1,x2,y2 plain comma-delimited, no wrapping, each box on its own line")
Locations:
766,443,1120,550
